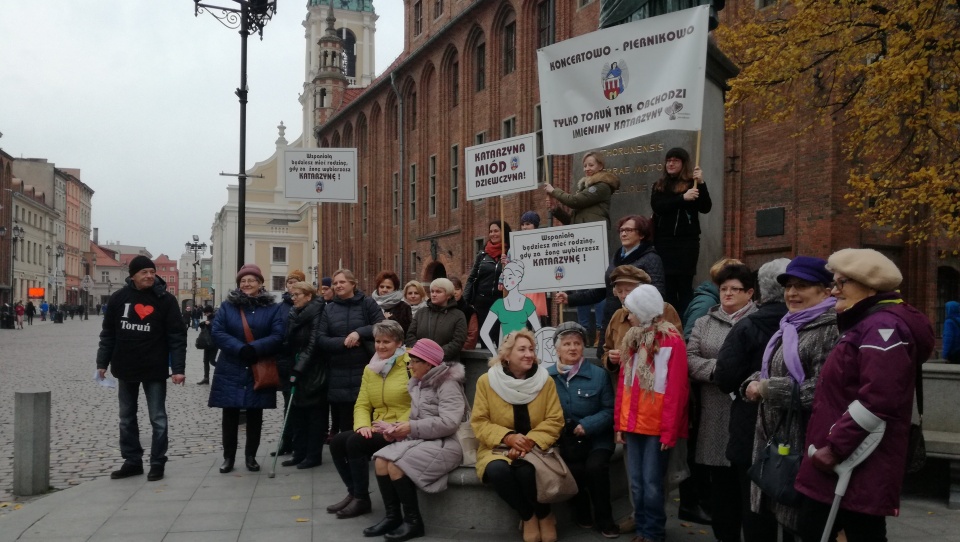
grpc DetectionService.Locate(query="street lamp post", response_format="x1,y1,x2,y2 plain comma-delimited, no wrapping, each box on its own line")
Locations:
9,223,24,303
185,235,208,311
194,0,277,271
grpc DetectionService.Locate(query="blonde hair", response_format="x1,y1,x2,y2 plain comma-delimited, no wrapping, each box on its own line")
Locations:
430,278,455,296
709,258,744,282
333,268,357,285
487,329,538,369
582,151,605,170
404,280,427,299
290,282,317,297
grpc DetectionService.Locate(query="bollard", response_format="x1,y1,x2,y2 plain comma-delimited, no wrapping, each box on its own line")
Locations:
14,390,51,496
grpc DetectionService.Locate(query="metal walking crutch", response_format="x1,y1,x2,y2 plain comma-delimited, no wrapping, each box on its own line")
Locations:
268,384,297,479
808,400,886,542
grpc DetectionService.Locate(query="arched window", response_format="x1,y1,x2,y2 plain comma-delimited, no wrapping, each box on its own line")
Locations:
336,27,358,79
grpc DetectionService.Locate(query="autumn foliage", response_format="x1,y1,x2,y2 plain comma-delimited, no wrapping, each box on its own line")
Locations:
717,0,960,243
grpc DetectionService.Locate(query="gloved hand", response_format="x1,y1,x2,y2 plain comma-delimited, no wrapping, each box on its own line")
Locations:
238,345,257,366
811,445,839,473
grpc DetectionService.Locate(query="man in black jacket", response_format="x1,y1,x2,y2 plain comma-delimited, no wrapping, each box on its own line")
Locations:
96,256,187,482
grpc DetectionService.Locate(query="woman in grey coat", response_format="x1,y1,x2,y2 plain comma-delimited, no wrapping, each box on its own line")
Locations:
367,339,467,541
687,263,757,542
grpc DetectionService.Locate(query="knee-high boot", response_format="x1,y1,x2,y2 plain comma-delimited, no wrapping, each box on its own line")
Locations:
363,474,403,537
385,476,425,541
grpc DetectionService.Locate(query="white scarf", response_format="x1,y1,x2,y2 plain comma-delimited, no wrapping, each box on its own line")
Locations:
367,347,406,378
487,364,549,405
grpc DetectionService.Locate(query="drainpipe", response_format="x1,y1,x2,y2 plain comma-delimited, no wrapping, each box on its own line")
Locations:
390,71,405,284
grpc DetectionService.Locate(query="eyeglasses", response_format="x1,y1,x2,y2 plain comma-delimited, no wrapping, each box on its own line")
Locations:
830,278,851,292
407,357,427,365
783,280,816,291
618,227,638,234
238,279,260,285
719,286,745,294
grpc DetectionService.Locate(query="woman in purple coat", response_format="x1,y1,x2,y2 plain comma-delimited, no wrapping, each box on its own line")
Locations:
209,264,286,474
796,249,934,542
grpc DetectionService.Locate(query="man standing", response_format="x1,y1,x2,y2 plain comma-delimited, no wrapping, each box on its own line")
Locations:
97,256,187,482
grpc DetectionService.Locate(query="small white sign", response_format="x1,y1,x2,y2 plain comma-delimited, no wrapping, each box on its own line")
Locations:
464,133,539,201
509,222,609,294
283,148,358,203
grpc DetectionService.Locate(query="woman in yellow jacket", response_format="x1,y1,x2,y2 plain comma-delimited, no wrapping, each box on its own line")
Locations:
327,320,412,519
472,329,565,542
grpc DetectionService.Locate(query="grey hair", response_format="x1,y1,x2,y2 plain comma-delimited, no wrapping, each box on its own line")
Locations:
373,320,405,343
758,258,790,304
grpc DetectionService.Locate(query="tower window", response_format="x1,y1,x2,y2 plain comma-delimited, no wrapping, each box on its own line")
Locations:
414,1,423,35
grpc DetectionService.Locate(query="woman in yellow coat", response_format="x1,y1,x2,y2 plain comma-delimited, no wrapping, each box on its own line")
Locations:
327,320,411,519
472,329,565,542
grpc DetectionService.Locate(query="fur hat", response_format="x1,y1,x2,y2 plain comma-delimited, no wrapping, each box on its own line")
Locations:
623,284,664,325
777,256,832,287
128,255,156,277
235,264,264,285
553,321,587,346
609,265,652,285
287,269,306,282
408,338,445,367
665,147,690,164
826,248,902,292
757,258,790,304
520,211,541,228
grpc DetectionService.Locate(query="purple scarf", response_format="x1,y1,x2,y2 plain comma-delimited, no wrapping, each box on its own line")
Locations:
760,296,836,383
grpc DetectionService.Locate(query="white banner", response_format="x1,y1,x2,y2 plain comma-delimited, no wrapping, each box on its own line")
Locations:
509,222,609,294
464,133,539,201
283,148,358,202
536,6,709,155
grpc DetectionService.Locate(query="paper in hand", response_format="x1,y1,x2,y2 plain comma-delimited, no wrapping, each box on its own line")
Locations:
94,369,117,388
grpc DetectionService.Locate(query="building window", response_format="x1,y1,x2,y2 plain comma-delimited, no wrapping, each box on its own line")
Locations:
503,20,516,75
502,116,516,139
474,237,484,255
475,131,487,145
538,0,555,47
434,0,443,18
429,155,437,216
451,61,459,108
409,92,417,131
392,172,399,225
272,246,287,263
414,1,423,35
362,185,368,234
475,41,486,91
450,145,460,210
409,164,417,221
411,251,418,276
272,276,286,291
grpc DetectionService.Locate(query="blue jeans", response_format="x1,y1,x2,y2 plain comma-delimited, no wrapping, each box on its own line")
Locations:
118,379,168,467
625,433,669,542
576,299,605,338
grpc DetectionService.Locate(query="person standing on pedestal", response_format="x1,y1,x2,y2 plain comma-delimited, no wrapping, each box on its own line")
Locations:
96,256,187,482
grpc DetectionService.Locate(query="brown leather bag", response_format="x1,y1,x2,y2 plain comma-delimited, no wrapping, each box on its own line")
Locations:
239,309,280,391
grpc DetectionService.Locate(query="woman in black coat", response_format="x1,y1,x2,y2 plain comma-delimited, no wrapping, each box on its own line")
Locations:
317,269,385,435
650,147,712,316
282,282,327,469
464,220,511,327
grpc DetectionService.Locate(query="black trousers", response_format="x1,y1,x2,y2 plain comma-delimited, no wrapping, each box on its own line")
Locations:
566,448,615,527
290,401,329,461
329,430,390,496
483,459,550,521
665,274,695,317
222,408,262,458
734,464,785,542
798,496,887,542
201,348,216,380
329,402,355,435
705,464,741,542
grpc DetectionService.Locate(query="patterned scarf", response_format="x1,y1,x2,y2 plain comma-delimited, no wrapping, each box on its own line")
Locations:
618,317,675,390
367,346,406,378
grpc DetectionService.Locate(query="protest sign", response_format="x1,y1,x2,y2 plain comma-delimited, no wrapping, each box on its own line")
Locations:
536,5,709,155
464,133,539,201
509,222,609,294
283,148,358,202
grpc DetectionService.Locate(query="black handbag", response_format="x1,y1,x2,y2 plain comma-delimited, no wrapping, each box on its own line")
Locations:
748,383,803,506
195,326,213,350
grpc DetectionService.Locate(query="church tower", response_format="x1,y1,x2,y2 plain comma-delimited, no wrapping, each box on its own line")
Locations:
301,0,377,144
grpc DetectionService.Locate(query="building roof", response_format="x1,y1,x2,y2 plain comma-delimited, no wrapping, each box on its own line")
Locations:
329,53,407,117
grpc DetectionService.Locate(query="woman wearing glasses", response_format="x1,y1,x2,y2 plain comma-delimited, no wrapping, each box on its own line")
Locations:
686,263,758,542
556,215,665,357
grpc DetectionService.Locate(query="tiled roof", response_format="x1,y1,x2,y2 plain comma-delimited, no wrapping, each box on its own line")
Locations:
332,53,408,115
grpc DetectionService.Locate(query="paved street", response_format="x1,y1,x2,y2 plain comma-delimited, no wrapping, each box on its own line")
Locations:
0,317,285,502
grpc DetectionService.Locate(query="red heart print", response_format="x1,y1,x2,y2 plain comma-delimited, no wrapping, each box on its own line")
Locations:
134,304,154,320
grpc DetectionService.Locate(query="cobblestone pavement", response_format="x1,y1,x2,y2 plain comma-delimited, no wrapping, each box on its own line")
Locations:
0,318,285,502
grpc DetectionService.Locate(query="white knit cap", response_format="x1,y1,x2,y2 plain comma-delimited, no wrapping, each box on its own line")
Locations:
623,284,663,325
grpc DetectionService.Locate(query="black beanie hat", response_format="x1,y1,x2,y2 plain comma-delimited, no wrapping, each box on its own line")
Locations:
128,255,156,276
665,147,690,164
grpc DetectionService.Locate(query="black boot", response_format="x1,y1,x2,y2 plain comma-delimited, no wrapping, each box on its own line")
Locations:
384,476,425,541
219,457,235,474
336,459,373,518
363,475,403,537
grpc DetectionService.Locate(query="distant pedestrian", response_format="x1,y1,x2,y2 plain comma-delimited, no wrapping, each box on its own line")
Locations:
14,301,25,329
96,256,187,482
25,301,36,325
943,301,960,364
197,306,216,385
40,300,48,321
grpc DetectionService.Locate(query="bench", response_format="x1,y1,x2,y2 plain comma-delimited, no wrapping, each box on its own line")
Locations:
921,361,960,509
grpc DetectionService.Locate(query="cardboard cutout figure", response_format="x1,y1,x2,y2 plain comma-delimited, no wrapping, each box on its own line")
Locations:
479,260,542,355
535,326,559,369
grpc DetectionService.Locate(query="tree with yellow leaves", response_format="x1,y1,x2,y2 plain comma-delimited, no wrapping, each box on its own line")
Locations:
717,0,960,243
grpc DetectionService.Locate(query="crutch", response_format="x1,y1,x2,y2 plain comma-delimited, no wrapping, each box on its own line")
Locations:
268,385,297,478
808,400,886,542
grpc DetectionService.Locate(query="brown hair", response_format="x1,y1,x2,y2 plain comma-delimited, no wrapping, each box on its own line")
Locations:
289,282,317,297
616,215,654,243
709,258,744,282
374,270,401,291
333,268,357,285
653,148,693,194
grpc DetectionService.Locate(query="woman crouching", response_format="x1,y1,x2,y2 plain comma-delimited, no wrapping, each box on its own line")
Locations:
365,339,467,541
472,330,565,542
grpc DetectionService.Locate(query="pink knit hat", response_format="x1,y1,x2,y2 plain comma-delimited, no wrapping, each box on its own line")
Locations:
236,263,264,285
408,338,445,367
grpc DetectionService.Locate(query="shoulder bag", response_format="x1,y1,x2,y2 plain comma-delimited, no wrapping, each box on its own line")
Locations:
748,382,803,506
456,386,478,466
195,325,212,350
522,446,579,504
239,309,280,391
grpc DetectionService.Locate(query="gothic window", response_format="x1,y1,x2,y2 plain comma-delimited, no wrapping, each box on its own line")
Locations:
503,16,516,75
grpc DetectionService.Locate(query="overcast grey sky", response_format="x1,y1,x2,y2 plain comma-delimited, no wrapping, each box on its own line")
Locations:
0,1,403,261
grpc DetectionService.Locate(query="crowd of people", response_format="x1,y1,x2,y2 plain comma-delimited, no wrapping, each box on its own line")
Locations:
92,146,940,542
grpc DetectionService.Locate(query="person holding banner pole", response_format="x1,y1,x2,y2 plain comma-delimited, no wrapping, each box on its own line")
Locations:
543,151,620,227
464,220,512,334
651,147,711,317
